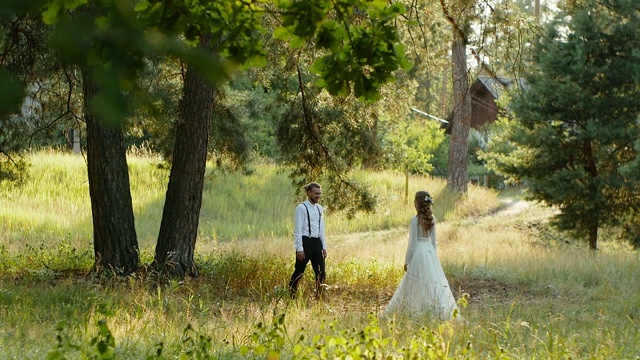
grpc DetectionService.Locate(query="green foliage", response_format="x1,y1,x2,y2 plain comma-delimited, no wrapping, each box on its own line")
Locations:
0,149,29,185
478,117,520,184
47,319,82,360
233,312,470,359
487,0,640,246
39,0,259,131
41,0,87,25
44,0,150,127
381,115,446,175
124,57,182,154
38,0,409,123
276,0,410,100
47,318,116,360
3,0,415,220
207,85,254,170
135,0,266,67
177,324,215,359
240,314,287,358
273,82,384,214
262,0,414,214
124,60,256,171
89,320,117,359
1,4,77,178
467,126,508,189
39,313,468,359
12,0,414,218
32,302,640,359
0,71,24,116
225,74,280,159
430,136,450,178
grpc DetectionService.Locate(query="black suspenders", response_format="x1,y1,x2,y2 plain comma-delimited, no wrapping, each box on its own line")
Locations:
302,203,321,238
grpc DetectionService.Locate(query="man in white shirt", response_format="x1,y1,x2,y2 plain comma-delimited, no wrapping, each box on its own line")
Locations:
288,182,327,299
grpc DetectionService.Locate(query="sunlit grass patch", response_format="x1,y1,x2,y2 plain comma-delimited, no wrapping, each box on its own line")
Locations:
2,151,639,358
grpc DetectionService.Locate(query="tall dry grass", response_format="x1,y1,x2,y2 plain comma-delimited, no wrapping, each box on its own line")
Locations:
1,151,638,359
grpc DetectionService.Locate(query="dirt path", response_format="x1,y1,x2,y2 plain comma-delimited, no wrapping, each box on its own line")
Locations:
495,198,534,216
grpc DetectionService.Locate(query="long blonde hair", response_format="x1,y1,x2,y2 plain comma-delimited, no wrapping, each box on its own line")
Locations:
415,190,435,234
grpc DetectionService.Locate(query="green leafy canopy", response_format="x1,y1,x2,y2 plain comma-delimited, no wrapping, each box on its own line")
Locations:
276,0,410,101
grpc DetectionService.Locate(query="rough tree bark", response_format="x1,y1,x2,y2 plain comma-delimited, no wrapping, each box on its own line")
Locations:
153,35,215,278
83,69,139,275
446,30,472,194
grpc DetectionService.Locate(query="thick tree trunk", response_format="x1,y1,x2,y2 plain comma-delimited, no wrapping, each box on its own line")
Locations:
446,31,472,194
83,70,139,275
154,36,214,278
440,69,449,118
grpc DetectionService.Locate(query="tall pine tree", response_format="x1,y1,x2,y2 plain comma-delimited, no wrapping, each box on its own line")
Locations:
498,0,640,249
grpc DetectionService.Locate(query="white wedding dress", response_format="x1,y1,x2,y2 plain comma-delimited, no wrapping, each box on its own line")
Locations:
384,216,459,321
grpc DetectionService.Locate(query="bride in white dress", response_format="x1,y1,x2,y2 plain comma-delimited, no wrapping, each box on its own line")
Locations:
384,191,460,321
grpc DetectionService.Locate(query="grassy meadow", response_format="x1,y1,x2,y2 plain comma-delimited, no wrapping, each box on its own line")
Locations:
0,151,639,359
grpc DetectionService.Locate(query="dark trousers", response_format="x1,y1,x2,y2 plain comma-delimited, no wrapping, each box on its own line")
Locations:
289,236,326,297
